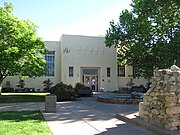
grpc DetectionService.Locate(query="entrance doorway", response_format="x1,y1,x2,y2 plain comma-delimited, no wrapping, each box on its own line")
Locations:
82,68,99,91
84,75,97,91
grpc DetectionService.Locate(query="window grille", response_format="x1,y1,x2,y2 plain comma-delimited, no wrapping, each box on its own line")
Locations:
45,51,55,76
82,69,98,75
107,67,111,77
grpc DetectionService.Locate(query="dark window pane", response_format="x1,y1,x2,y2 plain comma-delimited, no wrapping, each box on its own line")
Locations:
107,67,110,77
69,67,73,77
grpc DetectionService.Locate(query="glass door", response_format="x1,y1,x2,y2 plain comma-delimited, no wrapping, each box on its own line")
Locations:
84,76,90,87
82,68,99,91
91,75,97,91
83,75,98,91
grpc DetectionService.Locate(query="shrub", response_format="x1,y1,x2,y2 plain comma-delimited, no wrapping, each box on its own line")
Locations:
50,82,76,101
74,82,84,91
43,78,53,92
130,85,147,93
74,82,90,90
17,80,25,88
2,88,14,93
74,82,92,97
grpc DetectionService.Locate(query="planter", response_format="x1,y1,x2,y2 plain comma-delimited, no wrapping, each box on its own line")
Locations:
45,94,57,113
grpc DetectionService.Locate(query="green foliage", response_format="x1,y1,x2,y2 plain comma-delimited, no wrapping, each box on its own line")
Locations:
50,82,76,101
105,0,180,79
0,3,48,84
74,82,86,91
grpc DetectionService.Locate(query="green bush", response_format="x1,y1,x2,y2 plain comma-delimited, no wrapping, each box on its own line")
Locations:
50,82,76,101
74,82,84,91
2,88,14,93
74,82,90,91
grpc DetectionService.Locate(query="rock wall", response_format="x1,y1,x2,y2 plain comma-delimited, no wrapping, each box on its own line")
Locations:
142,65,180,130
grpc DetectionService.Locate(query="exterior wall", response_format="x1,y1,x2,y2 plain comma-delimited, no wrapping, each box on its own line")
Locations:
117,66,147,88
2,41,60,90
2,34,147,91
60,34,118,91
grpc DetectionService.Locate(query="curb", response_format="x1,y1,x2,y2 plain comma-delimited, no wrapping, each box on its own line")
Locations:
116,114,180,135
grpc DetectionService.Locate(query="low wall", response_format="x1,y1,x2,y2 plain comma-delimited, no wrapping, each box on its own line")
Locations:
98,97,142,104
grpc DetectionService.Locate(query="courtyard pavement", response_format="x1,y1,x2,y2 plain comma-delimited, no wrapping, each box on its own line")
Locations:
0,94,161,135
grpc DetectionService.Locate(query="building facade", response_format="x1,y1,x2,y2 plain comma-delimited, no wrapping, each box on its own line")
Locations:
2,34,147,91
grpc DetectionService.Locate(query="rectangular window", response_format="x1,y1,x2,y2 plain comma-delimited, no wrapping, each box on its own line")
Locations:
69,67,73,77
45,51,55,76
107,67,111,77
117,65,125,77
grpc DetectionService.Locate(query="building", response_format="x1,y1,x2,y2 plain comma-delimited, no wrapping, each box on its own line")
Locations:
2,34,147,91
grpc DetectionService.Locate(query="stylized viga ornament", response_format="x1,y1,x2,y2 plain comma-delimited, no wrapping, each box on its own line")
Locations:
63,47,70,53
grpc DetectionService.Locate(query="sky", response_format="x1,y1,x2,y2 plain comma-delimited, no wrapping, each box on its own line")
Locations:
0,0,132,41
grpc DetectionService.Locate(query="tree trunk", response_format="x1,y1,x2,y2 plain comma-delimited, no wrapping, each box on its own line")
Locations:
0,81,2,96
0,85,2,96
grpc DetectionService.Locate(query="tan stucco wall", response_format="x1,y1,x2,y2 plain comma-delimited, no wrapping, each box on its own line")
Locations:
60,34,118,91
2,34,147,91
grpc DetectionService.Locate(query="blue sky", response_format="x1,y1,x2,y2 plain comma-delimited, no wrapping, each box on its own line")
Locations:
0,0,132,41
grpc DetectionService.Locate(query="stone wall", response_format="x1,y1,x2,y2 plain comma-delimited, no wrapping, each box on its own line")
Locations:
141,65,180,130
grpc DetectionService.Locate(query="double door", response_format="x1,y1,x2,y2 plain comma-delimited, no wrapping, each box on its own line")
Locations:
83,75,98,91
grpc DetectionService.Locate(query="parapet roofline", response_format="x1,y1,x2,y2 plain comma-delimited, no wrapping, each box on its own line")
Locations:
61,34,105,39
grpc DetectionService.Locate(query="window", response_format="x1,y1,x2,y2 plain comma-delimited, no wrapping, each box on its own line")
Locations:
69,67,73,77
107,67,111,77
45,51,55,76
117,65,125,77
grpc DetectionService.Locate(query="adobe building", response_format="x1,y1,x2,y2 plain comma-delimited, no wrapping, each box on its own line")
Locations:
2,34,147,91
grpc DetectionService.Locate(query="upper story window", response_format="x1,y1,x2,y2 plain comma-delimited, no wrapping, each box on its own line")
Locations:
107,67,111,77
117,65,125,77
45,51,55,76
69,67,73,77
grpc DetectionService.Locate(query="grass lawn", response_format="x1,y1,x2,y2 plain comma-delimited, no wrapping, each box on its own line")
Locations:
0,111,51,135
0,93,49,103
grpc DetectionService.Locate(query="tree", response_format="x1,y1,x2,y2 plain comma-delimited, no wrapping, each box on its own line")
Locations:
105,0,180,79
0,3,48,94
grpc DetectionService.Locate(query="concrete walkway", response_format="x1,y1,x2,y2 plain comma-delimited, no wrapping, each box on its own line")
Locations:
43,98,158,135
0,95,159,135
